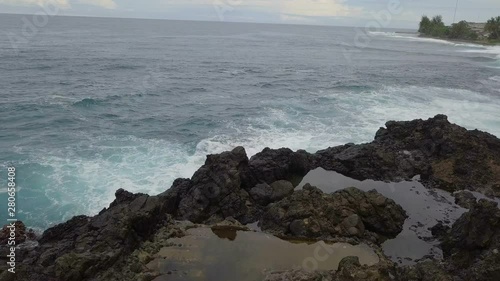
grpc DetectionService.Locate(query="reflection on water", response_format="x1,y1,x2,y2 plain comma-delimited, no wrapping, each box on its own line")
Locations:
212,228,237,241
148,227,379,281
298,168,467,264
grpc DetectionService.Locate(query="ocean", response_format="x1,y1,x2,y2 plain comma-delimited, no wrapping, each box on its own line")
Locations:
1,14,499,230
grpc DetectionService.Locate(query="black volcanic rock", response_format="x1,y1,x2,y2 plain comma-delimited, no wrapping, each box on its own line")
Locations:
259,184,407,242
453,191,477,209
183,146,249,217
242,147,314,188
440,199,500,281
162,147,313,224
161,146,255,224
249,180,294,206
429,222,450,239
396,260,453,281
162,115,500,227
12,190,172,281
315,115,500,196
0,221,36,245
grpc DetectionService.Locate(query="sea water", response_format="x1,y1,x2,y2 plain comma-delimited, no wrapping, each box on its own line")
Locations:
1,15,499,229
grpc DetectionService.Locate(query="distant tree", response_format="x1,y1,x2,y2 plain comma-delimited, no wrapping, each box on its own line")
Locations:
431,15,444,26
429,15,449,37
418,14,484,41
419,16,432,34
419,15,449,37
485,16,500,39
449,21,479,40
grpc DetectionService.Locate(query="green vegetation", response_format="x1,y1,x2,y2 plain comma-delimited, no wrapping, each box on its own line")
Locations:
449,21,478,40
485,16,500,39
419,15,449,37
419,15,477,40
419,15,499,44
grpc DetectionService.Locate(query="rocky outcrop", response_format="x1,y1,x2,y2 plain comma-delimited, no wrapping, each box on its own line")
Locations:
315,115,500,196
453,191,477,209
162,146,252,224
162,146,314,224
5,115,500,281
161,115,500,227
9,189,172,281
242,147,314,188
333,256,394,281
439,199,500,281
260,184,407,243
249,180,294,206
0,221,36,245
396,260,453,281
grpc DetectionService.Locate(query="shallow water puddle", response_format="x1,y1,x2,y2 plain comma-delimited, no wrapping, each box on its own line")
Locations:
149,227,379,281
297,168,468,264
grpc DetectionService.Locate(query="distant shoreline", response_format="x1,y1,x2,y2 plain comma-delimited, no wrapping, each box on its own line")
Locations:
418,33,500,46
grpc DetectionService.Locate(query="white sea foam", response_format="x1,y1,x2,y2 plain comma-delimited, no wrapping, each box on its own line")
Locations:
369,31,485,48
460,45,500,56
489,76,500,82
10,137,190,226
368,31,398,36
459,45,500,68
370,31,499,68
15,85,500,228
337,85,500,138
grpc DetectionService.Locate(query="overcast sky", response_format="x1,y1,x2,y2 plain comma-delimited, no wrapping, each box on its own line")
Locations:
1,0,499,28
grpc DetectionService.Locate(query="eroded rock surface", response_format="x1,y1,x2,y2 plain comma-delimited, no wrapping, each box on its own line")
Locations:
260,184,407,243
0,221,36,245
439,199,500,281
453,190,477,209
162,147,315,225
9,189,173,281
315,115,500,196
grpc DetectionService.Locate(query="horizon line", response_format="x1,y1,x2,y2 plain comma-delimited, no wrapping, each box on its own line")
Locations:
0,12,418,31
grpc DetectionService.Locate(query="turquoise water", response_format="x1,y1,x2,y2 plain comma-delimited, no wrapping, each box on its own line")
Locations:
1,15,500,230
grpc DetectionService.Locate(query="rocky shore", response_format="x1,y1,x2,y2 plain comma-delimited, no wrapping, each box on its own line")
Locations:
2,114,500,281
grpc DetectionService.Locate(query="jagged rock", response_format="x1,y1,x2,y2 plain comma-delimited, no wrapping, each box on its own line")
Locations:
13,189,172,281
397,260,453,281
92,223,186,281
440,199,500,281
453,191,477,209
163,146,252,224
259,184,407,242
0,221,36,245
159,178,192,214
429,222,450,239
315,115,500,196
334,256,394,281
162,115,500,228
242,147,314,188
249,180,294,206
0,221,37,279
162,147,307,224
